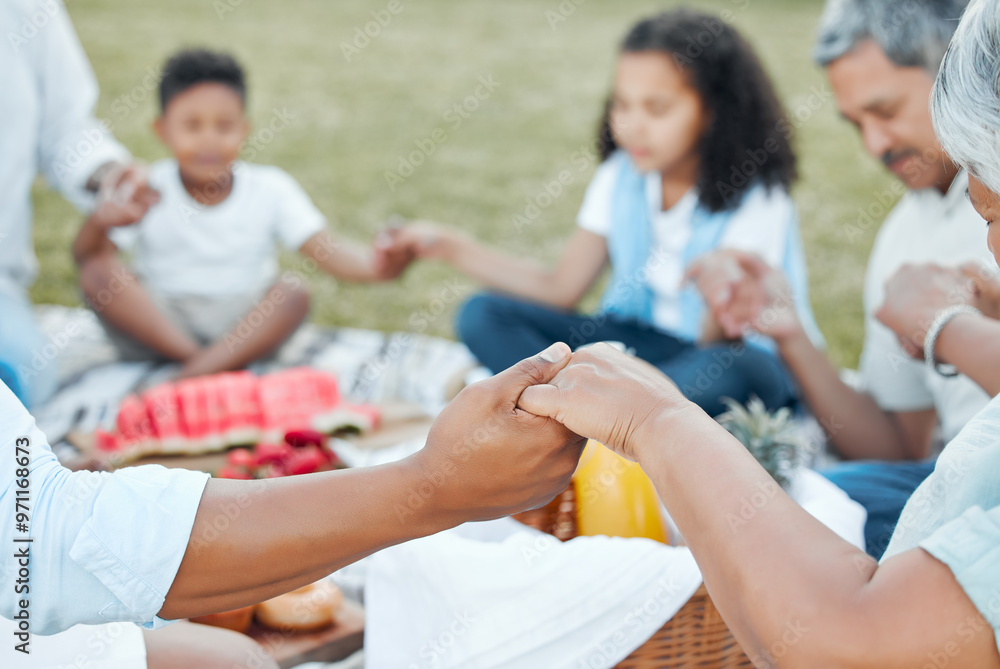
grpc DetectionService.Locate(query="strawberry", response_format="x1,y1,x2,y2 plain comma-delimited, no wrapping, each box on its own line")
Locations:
283,445,326,476
284,429,326,450
226,448,255,470
253,442,293,466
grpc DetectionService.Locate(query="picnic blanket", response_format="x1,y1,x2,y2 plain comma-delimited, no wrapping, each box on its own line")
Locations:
31,305,477,461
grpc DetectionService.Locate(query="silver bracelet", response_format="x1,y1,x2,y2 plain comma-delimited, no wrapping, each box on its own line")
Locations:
923,305,982,377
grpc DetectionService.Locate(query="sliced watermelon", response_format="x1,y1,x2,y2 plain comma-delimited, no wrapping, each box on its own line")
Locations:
142,383,184,453
115,393,157,454
218,371,261,445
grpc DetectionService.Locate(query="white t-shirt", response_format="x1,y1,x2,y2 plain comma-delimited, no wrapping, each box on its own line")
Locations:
110,159,326,297
577,158,797,334
859,171,994,445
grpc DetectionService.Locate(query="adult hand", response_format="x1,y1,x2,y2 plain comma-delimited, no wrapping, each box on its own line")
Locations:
410,342,587,521
875,263,975,357
90,163,160,230
518,343,698,462
685,250,802,342
959,262,1000,320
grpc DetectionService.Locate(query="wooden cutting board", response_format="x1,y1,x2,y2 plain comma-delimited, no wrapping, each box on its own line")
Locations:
247,599,365,669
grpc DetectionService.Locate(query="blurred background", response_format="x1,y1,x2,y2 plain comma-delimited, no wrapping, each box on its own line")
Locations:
32,0,897,368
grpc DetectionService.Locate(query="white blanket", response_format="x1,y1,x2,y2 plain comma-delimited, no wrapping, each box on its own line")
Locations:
363,470,865,669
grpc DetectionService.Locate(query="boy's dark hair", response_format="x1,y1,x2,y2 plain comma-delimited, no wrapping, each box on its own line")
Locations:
597,9,798,212
159,49,246,112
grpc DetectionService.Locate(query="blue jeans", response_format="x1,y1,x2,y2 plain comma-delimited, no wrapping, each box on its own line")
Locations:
822,459,937,559
456,292,797,417
0,289,58,409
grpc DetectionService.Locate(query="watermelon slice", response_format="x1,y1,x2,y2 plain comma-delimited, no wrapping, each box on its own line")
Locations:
217,371,261,445
142,383,184,453
100,367,377,461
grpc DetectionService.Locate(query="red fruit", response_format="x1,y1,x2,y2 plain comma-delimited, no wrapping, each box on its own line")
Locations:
95,429,120,452
283,445,326,476
253,442,293,466
226,448,255,469
285,429,326,449
217,465,253,480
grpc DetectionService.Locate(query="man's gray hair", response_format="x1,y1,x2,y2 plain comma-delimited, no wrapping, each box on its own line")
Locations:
814,0,969,73
932,0,1000,195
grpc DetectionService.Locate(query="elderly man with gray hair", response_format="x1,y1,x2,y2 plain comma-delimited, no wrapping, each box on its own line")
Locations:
688,0,995,560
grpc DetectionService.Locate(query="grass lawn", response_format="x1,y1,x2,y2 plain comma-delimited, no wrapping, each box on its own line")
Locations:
31,0,898,369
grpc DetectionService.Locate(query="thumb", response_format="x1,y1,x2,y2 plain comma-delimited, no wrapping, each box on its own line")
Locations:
517,383,563,420
494,342,572,393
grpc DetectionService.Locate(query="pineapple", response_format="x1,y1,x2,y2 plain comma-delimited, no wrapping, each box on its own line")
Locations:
716,396,814,489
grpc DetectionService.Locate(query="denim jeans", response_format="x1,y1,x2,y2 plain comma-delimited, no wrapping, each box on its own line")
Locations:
455,292,797,417
822,458,937,559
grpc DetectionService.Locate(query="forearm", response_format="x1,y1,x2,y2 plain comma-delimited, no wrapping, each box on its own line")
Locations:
72,216,116,264
934,313,1000,396
778,329,910,460
303,233,381,282
638,407,878,665
443,234,571,307
159,457,457,619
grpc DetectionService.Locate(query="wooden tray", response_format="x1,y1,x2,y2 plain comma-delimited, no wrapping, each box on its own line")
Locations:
247,599,365,669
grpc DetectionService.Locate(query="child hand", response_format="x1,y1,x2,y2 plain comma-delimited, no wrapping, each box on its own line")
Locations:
372,227,416,280
391,220,462,261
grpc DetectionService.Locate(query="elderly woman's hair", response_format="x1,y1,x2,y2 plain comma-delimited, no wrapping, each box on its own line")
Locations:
814,0,969,73
932,0,1000,194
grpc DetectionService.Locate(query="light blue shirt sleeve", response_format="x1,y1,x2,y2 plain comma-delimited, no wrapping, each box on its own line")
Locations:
0,383,210,635
920,504,1000,653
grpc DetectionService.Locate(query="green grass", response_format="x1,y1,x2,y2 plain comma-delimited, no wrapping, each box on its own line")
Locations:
31,0,897,369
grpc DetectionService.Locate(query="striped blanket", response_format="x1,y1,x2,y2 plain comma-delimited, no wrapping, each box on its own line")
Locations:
31,305,477,462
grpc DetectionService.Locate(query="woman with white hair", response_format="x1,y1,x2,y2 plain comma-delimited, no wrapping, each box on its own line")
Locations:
518,2,1000,664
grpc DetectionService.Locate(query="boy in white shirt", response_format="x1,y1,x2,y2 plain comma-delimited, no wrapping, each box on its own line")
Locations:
73,49,411,378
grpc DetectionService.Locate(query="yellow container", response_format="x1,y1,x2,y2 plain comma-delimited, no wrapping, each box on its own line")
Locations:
572,440,668,543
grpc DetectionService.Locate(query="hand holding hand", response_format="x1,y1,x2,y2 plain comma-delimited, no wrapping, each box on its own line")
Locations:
685,250,802,342
410,343,587,522
518,343,698,462
89,163,160,230
372,224,416,281
960,262,1000,320
388,220,464,262
876,263,975,356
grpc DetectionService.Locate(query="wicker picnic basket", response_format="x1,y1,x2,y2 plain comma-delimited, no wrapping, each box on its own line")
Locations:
512,487,752,668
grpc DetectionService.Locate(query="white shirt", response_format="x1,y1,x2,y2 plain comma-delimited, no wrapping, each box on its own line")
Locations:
880,393,1000,651
0,382,210,635
0,0,130,300
577,159,797,333
859,171,994,444
110,159,326,297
